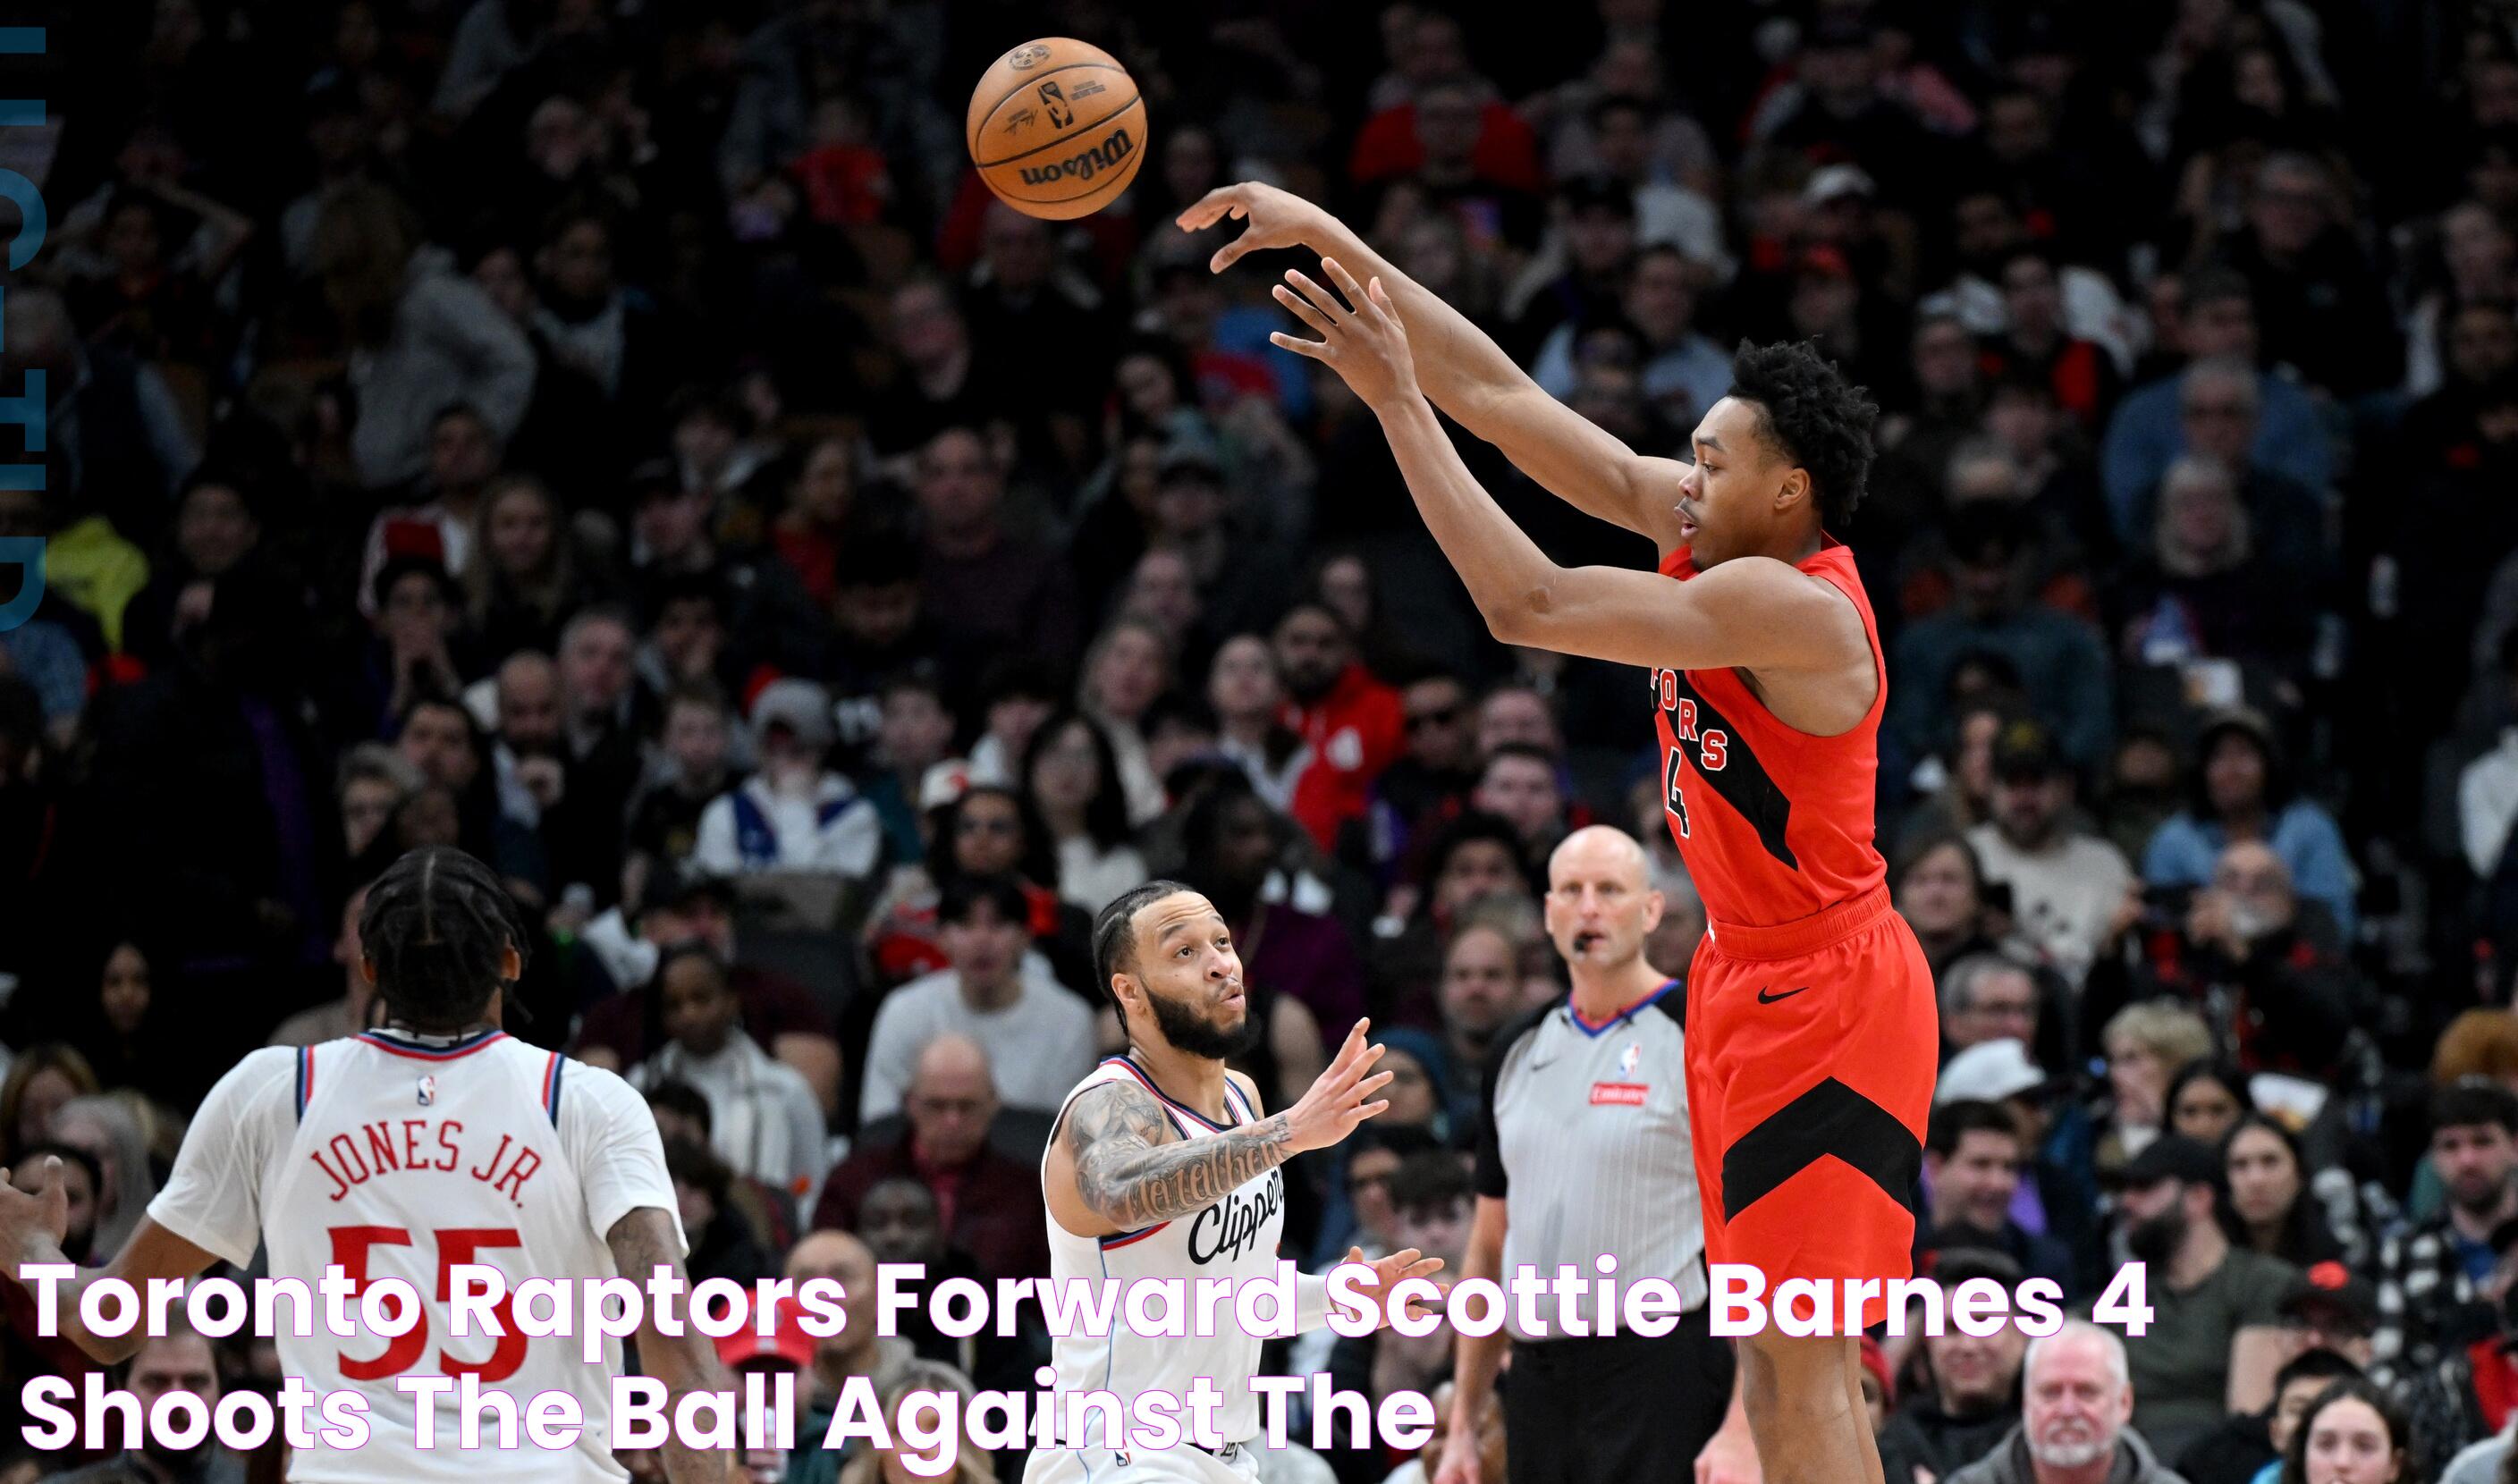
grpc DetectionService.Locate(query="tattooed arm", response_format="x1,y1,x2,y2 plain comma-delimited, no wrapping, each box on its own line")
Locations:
1067,1081,1297,1230
1062,1019,1398,1234
607,1208,741,1484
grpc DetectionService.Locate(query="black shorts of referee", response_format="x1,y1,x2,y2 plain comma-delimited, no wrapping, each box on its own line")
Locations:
1501,1302,1735,1484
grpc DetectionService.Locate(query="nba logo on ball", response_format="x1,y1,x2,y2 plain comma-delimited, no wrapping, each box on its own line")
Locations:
1038,80,1073,129
417,1075,435,1107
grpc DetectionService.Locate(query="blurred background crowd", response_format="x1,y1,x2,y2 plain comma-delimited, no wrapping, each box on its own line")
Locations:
4,0,2518,1480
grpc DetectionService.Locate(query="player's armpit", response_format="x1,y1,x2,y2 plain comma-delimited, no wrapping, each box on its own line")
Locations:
1487,554,1868,677
1064,1081,1292,1234
604,1208,740,1484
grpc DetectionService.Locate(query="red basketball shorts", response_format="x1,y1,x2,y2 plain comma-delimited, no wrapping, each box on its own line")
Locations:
1684,883,1938,1332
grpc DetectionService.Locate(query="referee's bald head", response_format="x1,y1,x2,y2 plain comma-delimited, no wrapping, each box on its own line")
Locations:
1548,824,1650,883
1544,826,1662,970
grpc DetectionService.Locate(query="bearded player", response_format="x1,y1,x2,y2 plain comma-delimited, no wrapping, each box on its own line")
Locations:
1029,879,1443,1484
1180,186,1935,1484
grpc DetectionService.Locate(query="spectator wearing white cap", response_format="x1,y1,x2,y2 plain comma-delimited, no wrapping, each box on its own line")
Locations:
1939,1037,2105,1294
692,678,883,880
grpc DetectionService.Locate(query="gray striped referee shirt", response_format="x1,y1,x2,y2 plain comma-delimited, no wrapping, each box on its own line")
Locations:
1473,979,1707,1341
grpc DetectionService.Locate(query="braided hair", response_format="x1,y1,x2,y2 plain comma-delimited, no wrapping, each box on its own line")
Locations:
356,847,528,1031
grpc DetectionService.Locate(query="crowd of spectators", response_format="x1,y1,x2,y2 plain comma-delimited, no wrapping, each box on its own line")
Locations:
5,0,2518,1480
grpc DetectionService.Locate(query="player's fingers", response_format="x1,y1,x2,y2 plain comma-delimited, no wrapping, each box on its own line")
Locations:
1324,1018,1373,1075
1267,331,1330,361
1368,276,1403,326
1272,282,1338,337
1354,1098,1390,1121
1281,269,1347,320
1177,184,1244,229
1319,256,1369,308
1352,1069,1396,1101
1333,1043,1388,1092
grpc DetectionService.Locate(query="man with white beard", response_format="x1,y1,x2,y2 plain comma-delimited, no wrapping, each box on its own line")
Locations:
1945,1321,2189,1484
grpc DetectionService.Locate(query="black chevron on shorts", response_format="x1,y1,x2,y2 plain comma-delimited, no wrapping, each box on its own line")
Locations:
1720,1076,1922,1222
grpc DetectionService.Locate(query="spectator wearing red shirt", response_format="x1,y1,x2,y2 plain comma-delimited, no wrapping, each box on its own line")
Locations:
1273,601,1403,853
811,1034,1047,1286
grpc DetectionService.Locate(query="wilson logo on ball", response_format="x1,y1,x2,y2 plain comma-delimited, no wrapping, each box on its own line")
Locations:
1017,127,1136,187
1005,43,1050,69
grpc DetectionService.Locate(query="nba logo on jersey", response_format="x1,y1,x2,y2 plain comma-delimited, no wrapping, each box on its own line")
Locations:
417,1075,435,1107
1618,1041,1642,1077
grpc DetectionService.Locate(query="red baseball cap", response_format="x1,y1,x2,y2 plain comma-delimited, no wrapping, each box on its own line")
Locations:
714,1297,815,1373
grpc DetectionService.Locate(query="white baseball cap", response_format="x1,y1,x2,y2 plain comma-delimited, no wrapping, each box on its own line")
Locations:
1935,1038,2047,1106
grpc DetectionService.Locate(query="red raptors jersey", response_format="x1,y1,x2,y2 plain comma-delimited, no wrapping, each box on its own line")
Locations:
1651,538,1888,929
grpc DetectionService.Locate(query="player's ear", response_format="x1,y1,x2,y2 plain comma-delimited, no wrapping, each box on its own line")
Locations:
500,943,523,982
359,957,379,988
1774,465,1812,512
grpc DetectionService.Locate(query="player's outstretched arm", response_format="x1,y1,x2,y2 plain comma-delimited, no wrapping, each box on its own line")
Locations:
0,1159,218,1364
1069,1022,1392,1234
1275,260,1860,675
607,1208,743,1484
1180,182,1685,550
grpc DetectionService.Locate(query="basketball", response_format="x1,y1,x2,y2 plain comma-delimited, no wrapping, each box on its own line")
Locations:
965,37,1146,220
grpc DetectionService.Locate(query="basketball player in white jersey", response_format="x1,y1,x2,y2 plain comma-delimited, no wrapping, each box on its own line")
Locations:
1027,879,1443,1484
0,847,739,1484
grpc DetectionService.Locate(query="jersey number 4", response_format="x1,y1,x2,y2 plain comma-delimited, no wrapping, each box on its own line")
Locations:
1664,747,1690,838
329,1225,529,1383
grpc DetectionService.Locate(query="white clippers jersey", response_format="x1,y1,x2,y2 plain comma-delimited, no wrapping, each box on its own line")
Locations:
1037,1058,1286,1454
148,1029,686,1484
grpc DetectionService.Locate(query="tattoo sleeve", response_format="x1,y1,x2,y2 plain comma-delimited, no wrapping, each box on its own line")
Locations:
1066,1081,1293,1229
605,1208,736,1484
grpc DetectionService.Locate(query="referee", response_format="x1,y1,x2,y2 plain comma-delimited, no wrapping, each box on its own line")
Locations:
1437,825,1736,1484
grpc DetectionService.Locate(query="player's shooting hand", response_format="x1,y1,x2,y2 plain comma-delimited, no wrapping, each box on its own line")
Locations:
1272,257,1419,411
1344,1244,1446,1330
0,1156,71,1265
1176,181,1331,273
1282,1018,1391,1154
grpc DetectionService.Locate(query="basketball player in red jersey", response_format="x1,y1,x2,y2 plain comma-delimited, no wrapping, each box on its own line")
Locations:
1181,184,1936,1484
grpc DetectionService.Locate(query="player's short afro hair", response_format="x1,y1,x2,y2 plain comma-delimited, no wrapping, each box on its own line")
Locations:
1726,340,1880,532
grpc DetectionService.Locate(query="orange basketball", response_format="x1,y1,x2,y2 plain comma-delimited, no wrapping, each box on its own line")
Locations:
966,38,1147,221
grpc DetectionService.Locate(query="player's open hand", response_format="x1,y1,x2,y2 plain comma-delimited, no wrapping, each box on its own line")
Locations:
1176,181,1331,273
1342,1244,1446,1330
1271,257,1420,411
0,1156,70,1264
1281,1018,1391,1154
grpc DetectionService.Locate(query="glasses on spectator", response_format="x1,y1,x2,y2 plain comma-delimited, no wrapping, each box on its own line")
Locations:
1407,705,1462,732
